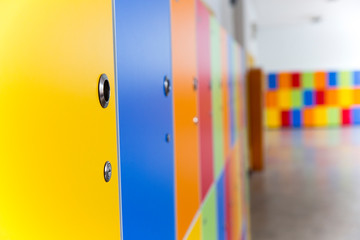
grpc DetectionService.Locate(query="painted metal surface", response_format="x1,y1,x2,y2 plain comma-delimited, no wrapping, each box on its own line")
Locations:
185,214,202,240
229,143,243,240
202,187,218,240
196,0,214,202
210,16,225,179
228,37,236,147
170,0,200,239
0,1,120,239
225,160,232,240
216,171,226,240
221,28,231,159
114,0,175,239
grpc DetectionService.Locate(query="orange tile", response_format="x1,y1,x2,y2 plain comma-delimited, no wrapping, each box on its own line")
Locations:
354,89,360,104
314,72,326,89
278,73,291,88
325,89,338,106
265,91,277,108
303,108,314,127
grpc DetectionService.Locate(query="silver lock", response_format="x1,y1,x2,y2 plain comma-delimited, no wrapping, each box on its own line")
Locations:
193,77,198,91
165,133,171,143
164,76,171,96
104,161,112,182
193,117,199,124
98,74,110,108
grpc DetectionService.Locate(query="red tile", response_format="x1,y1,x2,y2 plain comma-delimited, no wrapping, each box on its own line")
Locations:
281,110,291,127
292,73,300,88
315,90,325,105
342,109,351,125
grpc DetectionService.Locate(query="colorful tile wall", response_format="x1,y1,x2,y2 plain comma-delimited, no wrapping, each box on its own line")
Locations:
265,71,360,128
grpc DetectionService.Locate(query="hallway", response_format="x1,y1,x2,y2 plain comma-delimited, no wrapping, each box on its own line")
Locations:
251,128,360,240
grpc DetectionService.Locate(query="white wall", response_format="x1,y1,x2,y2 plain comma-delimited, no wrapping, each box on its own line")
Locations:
201,0,259,64
202,0,235,36
257,0,360,72
241,0,258,62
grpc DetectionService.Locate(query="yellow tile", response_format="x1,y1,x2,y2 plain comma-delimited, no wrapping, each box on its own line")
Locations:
314,107,327,127
339,89,353,107
265,109,280,128
278,90,291,110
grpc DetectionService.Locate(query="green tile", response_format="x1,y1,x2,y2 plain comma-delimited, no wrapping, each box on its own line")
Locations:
202,187,218,240
210,16,224,179
339,71,352,88
291,89,302,108
302,72,314,89
327,107,340,126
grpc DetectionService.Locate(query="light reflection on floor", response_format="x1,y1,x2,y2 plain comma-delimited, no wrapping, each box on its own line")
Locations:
251,128,360,240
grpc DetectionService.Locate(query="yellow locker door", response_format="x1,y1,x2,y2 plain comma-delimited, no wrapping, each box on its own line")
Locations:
0,1,120,239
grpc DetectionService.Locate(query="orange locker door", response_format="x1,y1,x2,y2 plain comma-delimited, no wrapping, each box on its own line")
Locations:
0,1,120,239
170,0,200,239
221,28,231,160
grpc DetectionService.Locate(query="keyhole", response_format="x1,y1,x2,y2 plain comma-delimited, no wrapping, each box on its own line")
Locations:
99,74,110,108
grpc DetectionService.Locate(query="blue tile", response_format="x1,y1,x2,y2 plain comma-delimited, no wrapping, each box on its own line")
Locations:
352,108,360,125
328,72,337,87
292,109,302,128
353,71,360,86
303,90,314,106
268,73,277,89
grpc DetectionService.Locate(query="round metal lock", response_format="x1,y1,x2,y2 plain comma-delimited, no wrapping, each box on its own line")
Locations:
98,74,110,108
164,76,171,96
165,133,171,143
193,117,199,125
104,161,112,182
193,77,198,91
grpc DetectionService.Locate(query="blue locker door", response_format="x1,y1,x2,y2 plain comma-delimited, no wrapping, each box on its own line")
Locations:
217,171,226,240
114,1,175,239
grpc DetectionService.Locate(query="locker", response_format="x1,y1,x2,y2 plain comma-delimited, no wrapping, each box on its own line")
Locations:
228,37,236,147
0,1,120,239
196,0,214,201
216,171,226,240
114,1,175,239
170,0,200,239
221,28,231,159
238,46,247,137
202,187,218,240
229,145,243,240
225,160,232,240
210,16,225,179
185,214,202,240
233,42,242,137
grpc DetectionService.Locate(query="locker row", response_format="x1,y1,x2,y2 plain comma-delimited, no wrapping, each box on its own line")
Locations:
0,0,248,239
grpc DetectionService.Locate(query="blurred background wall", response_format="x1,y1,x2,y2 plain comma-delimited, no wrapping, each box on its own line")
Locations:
257,0,360,72
202,0,259,66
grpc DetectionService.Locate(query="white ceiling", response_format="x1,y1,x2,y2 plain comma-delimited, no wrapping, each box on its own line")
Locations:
253,0,360,26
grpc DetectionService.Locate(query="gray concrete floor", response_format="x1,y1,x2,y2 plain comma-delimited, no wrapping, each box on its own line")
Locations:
250,128,360,240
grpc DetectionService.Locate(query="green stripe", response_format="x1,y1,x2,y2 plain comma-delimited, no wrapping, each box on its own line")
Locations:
210,16,224,179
